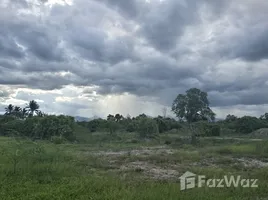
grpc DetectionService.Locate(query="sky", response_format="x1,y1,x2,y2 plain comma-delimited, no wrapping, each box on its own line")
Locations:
0,0,268,119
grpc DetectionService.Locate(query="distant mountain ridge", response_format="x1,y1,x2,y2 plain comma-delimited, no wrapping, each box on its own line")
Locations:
74,116,100,122
74,116,90,122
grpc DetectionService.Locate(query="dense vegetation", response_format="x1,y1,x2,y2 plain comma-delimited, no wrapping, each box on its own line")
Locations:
1,100,76,143
1,88,268,199
1,88,268,144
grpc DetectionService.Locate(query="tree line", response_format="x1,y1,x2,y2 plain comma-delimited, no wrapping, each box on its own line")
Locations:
4,100,45,118
1,100,75,143
1,88,268,144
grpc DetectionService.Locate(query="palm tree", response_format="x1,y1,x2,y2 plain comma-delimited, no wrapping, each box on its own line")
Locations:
5,104,14,115
26,100,40,117
13,106,22,118
36,110,46,117
21,108,28,118
14,106,21,113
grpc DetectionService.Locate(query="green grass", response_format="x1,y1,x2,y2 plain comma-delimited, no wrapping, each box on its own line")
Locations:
1,132,268,200
212,141,268,158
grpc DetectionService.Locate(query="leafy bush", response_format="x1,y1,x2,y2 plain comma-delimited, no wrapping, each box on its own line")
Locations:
154,117,181,133
0,115,17,123
1,115,76,141
106,120,120,134
234,116,267,134
35,115,75,140
87,119,106,132
136,118,159,138
193,121,220,137
0,119,24,136
204,124,221,136
51,136,66,144
126,120,137,132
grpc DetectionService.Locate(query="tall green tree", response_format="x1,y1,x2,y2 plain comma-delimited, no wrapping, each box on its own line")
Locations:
172,88,215,144
26,100,40,117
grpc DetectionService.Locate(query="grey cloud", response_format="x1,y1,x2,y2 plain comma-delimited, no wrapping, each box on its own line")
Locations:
0,14,64,63
1,0,268,115
0,33,25,59
209,1,268,61
0,60,19,70
139,55,200,80
21,59,71,73
209,87,268,107
93,0,200,52
92,0,144,19
94,79,163,96
0,90,9,98
217,27,268,62
139,0,200,52
69,27,134,64
18,30,64,62
0,69,81,90
234,28,268,61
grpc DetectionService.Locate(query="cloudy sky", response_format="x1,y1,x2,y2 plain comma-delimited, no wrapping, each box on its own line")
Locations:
0,0,268,118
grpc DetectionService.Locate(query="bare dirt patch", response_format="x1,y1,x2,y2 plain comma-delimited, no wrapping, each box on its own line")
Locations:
92,146,174,157
120,161,179,180
236,158,268,168
193,157,268,168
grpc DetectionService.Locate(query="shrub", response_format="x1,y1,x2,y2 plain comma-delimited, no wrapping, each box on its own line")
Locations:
51,136,66,144
193,121,220,137
87,119,106,132
126,121,137,132
234,116,267,134
136,118,158,138
154,117,182,133
106,120,120,134
204,124,221,136
8,115,77,141
0,119,24,136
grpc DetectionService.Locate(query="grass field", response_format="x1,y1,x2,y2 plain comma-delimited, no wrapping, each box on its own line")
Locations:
1,127,268,200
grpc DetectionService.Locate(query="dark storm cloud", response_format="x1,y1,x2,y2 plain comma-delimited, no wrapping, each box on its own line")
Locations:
209,0,268,62
217,28,268,62
0,60,19,70
0,68,80,90
97,0,228,52
69,28,134,64
93,0,141,19
91,0,149,20
0,14,64,63
0,33,25,59
209,87,268,107
1,0,268,112
18,30,64,62
234,29,268,61
139,0,200,52
94,78,164,96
